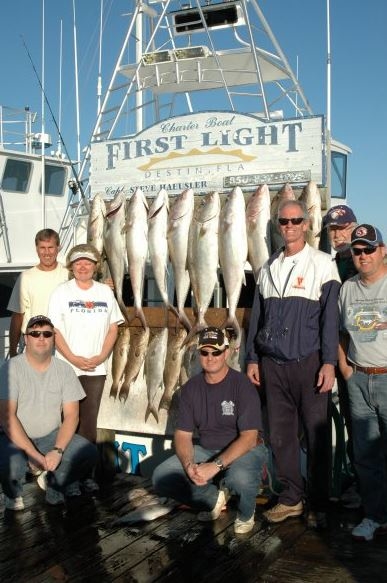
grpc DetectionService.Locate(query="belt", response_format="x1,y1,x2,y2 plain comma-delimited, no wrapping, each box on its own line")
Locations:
353,365,387,375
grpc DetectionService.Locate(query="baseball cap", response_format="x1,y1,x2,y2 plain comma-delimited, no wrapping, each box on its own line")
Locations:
197,327,229,350
351,224,384,247
68,250,99,264
26,315,54,329
323,205,357,228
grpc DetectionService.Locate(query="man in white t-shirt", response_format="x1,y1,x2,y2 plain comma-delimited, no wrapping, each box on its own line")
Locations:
0,315,97,511
7,229,68,357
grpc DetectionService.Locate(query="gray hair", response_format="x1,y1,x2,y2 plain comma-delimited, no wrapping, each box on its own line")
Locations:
277,199,309,221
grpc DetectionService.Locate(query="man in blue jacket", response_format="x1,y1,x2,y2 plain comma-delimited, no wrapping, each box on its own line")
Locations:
246,198,341,528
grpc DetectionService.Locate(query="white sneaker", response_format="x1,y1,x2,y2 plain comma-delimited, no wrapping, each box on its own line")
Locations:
197,489,228,522
351,517,387,541
4,495,25,511
234,514,255,534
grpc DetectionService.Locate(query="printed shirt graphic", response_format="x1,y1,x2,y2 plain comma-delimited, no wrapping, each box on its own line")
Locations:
339,275,387,367
48,279,124,375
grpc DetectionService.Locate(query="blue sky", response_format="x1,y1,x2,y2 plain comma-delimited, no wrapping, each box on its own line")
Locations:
1,0,387,236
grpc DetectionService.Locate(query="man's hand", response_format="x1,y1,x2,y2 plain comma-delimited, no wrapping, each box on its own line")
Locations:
246,363,261,386
194,462,221,484
185,463,208,486
316,363,335,393
44,450,63,472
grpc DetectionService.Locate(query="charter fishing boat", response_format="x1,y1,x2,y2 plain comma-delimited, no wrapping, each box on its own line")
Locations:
0,105,81,358
70,0,350,474
0,1,351,477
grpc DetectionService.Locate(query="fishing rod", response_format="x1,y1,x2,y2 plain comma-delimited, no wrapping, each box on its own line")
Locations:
21,35,90,212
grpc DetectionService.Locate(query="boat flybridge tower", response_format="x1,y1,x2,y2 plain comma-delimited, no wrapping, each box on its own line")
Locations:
60,0,349,248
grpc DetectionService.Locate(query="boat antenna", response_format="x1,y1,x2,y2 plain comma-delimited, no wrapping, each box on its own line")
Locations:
57,19,63,156
72,0,81,167
41,0,46,228
21,36,90,211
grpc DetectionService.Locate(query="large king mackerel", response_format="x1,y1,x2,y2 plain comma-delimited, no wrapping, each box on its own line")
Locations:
219,186,248,348
125,188,149,329
246,183,271,282
299,180,322,249
87,192,106,256
167,188,195,331
144,327,169,423
103,190,130,324
148,189,179,319
187,191,220,342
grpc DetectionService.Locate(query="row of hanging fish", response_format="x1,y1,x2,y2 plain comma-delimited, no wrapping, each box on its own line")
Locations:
109,325,187,422
109,324,245,423
87,180,322,350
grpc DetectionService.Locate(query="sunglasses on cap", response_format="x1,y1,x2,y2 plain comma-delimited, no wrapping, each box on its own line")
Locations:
351,246,378,256
199,348,226,357
26,330,54,338
278,217,304,226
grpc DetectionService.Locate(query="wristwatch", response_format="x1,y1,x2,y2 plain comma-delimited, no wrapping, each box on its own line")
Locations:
53,447,64,455
214,457,224,471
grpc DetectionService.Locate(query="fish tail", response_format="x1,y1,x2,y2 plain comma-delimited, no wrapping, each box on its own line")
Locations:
118,384,130,403
182,319,208,347
130,307,148,330
158,394,171,412
222,315,242,350
145,404,159,423
177,308,192,332
109,385,118,400
118,300,131,325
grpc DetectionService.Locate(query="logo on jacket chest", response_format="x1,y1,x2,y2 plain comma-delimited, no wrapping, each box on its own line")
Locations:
292,276,305,290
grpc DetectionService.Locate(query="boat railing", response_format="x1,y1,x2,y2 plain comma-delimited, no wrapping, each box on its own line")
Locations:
0,105,38,154
0,190,11,263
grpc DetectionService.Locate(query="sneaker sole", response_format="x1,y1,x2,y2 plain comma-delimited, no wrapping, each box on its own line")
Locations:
264,509,303,523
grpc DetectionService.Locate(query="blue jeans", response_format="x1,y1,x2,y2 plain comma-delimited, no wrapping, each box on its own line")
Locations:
0,429,98,498
152,443,268,521
347,371,387,523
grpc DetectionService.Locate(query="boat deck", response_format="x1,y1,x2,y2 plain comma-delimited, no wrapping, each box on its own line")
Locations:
1,472,386,582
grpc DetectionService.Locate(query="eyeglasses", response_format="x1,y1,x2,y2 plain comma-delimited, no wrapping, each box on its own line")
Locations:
26,330,54,338
199,348,226,357
278,217,304,226
351,246,378,256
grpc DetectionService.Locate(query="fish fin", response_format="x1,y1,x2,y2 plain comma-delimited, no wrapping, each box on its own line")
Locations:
177,309,192,332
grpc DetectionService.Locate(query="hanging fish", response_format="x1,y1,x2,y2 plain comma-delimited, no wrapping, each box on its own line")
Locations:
186,191,220,343
125,188,149,329
144,327,168,423
118,326,150,404
167,188,195,331
246,184,272,281
218,187,248,349
109,325,130,399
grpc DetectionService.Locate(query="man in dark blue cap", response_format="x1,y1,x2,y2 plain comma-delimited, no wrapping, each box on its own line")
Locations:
339,224,387,541
323,204,358,282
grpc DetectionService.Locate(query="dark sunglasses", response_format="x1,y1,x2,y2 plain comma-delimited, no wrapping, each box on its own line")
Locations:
351,246,378,256
199,348,226,357
26,330,54,338
278,217,304,226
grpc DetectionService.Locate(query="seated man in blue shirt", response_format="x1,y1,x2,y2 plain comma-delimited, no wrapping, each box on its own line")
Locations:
152,327,267,535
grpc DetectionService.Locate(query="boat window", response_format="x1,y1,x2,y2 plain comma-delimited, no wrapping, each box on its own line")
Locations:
331,151,347,199
39,164,67,196
1,159,32,193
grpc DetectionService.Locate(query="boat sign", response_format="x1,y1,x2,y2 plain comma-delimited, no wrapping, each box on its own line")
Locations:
90,111,325,197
